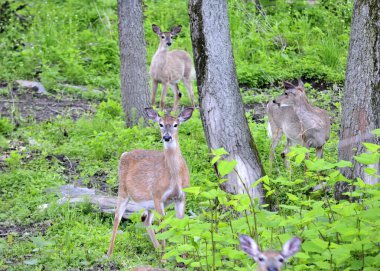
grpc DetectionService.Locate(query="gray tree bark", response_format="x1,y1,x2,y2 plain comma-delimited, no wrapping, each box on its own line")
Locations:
188,0,264,201
118,0,150,127
336,0,380,199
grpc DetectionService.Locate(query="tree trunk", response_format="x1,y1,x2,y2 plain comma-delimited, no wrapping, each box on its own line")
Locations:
336,0,380,199
188,0,264,201
117,0,150,127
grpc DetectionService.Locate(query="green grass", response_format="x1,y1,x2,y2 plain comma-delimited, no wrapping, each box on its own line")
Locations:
2,1,379,271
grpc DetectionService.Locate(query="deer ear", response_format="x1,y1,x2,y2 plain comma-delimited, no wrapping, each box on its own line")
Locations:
145,107,160,122
152,24,161,35
239,234,260,259
283,81,296,89
171,25,182,36
281,236,301,259
297,79,305,89
178,107,194,123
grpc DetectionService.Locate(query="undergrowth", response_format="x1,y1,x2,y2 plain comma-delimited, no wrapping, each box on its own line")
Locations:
0,0,352,91
2,1,378,271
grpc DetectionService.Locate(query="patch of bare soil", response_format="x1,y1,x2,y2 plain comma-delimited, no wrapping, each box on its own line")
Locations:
67,261,119,271
0,82,95,122
0,221,52,239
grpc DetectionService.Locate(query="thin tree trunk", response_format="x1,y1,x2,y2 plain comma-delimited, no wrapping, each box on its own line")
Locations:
188,0,264,201
117,0,150,127
336,0,380,199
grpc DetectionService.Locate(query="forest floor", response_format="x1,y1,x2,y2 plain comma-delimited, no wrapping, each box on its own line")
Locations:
0,79,344,271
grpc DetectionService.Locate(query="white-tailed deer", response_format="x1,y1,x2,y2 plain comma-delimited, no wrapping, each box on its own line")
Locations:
150,24,195,111
107,107,194,256
240,235,301,271
267,81,330,166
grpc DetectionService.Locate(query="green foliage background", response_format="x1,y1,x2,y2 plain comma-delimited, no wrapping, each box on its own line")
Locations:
1,0,379,271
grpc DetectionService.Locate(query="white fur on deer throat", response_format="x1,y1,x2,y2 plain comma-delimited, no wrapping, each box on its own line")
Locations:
164,139,177,149
280,103,291,107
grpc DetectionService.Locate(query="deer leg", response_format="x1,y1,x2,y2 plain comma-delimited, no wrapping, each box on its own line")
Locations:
160,83,169,111
174,192,186,219
170,84,180,112
183,79,195,108
151,80,159,107
107,197,130,256
153,199,166,256
142,210,160,249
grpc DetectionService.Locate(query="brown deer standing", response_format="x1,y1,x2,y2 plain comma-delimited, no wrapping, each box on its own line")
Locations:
150,24,195,111
240,235,301,271
107,107,194,256
267,81,330,166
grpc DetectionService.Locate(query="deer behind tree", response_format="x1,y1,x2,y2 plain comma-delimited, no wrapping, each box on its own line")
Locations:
267,81,331,164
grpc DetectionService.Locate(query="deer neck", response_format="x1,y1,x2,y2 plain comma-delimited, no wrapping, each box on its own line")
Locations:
163,137,183,188
155,43,169,56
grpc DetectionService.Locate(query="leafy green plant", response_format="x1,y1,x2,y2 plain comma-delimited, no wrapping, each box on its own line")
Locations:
156,146,379,271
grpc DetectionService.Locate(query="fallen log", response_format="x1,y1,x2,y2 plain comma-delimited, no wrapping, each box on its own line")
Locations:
45,185,143,218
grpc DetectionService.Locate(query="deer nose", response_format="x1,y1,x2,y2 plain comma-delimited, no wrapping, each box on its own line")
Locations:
267,268,278,271
163,134,172,142
272,100,277,103
167,42,172,46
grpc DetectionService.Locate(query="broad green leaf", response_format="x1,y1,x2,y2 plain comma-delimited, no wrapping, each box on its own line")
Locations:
334,160,352,168
183,186,201,195
286,192,299,201
190,262,201,268
364,167,378,176
295,153,306,165
314,261,331,269
354,153,379,165
211,155,220,165
217,159,237,177
302,239,329,252
251,176,266,188
305,159,335,171
371,128,380,136
362,142,380,152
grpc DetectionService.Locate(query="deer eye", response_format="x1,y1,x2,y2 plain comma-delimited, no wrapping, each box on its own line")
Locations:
285,92,288,96
258,257,264,262
161,35,165,39
173,123,178,128
159,123,164,127
278,258,284,263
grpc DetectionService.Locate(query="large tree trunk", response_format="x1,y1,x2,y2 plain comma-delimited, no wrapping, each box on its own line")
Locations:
188,0,264,201
117,0,150,127
336,0,380,199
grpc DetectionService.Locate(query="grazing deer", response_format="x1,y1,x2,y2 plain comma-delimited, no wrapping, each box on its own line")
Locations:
107,107,194,256
267,81,330,166
150,24,195,111
240,235,301,271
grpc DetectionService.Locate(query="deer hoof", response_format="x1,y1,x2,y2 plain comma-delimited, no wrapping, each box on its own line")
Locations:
178,92,182,98
281,152,286,158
